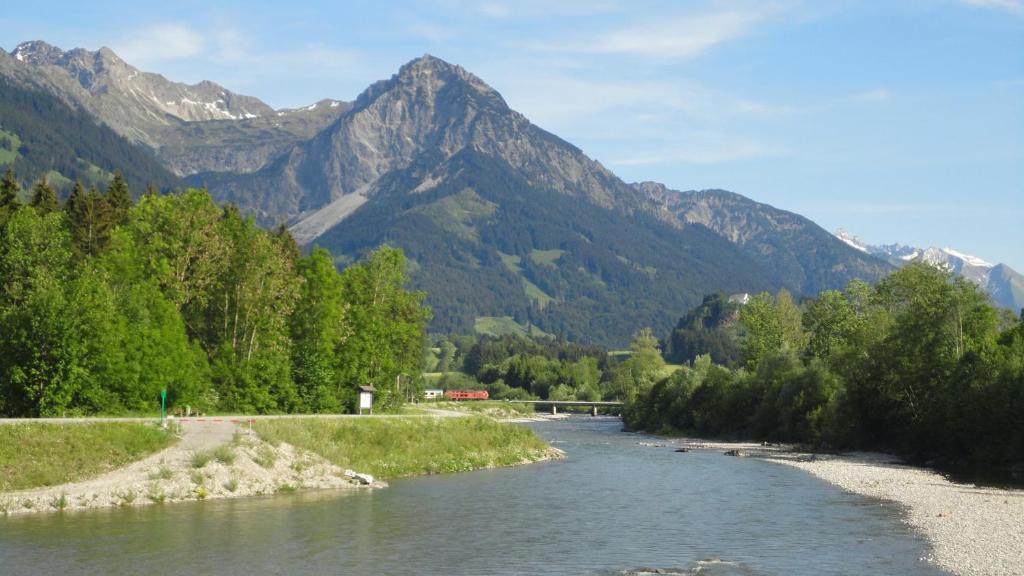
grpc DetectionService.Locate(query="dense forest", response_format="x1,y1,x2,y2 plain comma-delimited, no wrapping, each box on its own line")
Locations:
624,265,1024,472
0,168,429,416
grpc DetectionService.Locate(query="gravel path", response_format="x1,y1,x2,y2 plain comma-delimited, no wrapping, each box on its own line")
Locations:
0,418,382,515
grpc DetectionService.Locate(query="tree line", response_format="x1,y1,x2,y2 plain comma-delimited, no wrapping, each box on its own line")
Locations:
624,264,1024,473
0,168,429,416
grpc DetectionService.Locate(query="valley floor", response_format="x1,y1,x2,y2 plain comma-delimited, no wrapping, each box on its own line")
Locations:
665,438,1023,576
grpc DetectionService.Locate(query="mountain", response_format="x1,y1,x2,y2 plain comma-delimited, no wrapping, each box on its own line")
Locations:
1,41,350,176
834,229,1024,312
4,41,272,141
637,183,892,297
197,55,887,343
190,55,644,228
1,42,896,344
0,76,180,194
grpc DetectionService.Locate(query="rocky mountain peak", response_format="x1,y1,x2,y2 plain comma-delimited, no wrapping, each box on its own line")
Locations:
355,54,508,114
11,40,64,65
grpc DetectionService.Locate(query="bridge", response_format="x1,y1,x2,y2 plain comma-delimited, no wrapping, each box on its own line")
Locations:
508,400,623,416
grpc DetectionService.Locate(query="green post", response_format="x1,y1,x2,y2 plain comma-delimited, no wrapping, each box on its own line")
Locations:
160,389,167,422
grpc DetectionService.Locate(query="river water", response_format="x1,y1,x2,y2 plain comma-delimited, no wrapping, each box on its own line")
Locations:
0,418,948,575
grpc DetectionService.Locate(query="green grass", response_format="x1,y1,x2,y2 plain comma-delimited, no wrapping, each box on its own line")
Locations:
191,445,235,468
498,251,523,273
0,423,175,492
0,128,21,165
529,249,565,267
496,251,556,307
659,364,684,378
412,188,497,242
253,416,551,480
45,170,73,190
474,316,552,339
521,278,555,308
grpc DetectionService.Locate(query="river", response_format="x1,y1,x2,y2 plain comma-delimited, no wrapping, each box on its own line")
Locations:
0,418,947,575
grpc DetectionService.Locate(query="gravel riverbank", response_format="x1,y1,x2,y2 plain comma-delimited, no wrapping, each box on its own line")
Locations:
656,437,1023,576
770,451,1023,576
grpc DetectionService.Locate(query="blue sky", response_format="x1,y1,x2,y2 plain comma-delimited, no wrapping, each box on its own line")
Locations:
4,0,1023,269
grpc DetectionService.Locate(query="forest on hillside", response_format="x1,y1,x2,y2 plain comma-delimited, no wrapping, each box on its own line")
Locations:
0,168,429,416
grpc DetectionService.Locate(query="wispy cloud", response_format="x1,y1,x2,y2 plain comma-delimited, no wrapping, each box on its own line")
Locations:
112,23,205,65
529,4,781,60
960,0,1024,16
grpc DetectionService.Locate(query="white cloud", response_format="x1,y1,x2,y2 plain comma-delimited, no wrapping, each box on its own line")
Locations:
112,23,205,65
960,0,1024,16
530,5,780,60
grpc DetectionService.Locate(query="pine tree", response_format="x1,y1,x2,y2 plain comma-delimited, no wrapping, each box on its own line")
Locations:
105,171,132,225
65,181,113,255
0,167,21,223
29,177,59,214
144,183,158,198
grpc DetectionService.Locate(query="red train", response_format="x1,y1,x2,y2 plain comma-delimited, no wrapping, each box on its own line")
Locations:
444,389,489,401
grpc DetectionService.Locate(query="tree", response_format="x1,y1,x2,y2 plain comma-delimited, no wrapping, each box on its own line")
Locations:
0,166,21,224
206,208,299,413
29,177,59,214
613,328,665,404
739,290,806,369
65,182,113,255
105,171,132,226
290,247,349,412
335,246,431,410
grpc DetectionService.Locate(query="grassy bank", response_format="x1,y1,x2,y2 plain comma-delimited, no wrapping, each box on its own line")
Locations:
253,416,553,479
0,423,175,491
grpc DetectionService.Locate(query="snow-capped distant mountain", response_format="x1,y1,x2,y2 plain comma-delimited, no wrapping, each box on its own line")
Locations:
834,229,1023,312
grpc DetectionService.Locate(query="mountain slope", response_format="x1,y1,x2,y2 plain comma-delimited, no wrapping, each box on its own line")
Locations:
0,76,179,193
834,230,1024,312
1,41,349,177
190,55,645,227
312,147,776,344
5,41,272,142
637,183,893,296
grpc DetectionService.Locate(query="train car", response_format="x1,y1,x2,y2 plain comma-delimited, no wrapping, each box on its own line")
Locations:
444,389,489,401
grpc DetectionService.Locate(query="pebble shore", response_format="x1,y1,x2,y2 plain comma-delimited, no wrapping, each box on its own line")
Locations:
769,452,1024,576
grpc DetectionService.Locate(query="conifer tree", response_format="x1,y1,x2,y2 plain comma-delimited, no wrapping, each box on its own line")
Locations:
65,181,113,255
144,183,158,198
105,171,132,225
29,177,59,214
0,167,21,223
